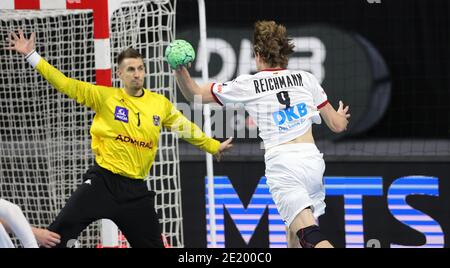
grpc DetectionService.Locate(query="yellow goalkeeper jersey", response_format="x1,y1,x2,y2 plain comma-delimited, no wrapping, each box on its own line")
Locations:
35,58,220,179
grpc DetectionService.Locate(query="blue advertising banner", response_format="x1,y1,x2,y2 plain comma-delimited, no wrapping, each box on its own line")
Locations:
181,161,450,248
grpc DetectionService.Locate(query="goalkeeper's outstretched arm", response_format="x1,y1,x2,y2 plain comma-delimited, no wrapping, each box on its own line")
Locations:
6,30,108,111
162,97,233,161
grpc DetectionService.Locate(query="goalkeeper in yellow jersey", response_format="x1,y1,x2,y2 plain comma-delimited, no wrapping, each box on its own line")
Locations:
6,30,233,248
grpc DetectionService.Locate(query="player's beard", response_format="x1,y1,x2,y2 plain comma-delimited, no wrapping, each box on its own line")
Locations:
130,80,144,91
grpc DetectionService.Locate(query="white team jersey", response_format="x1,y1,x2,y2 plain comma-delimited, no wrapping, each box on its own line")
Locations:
211,69,328,149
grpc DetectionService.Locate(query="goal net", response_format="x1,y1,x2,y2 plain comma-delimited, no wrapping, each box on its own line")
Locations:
0,0,182,248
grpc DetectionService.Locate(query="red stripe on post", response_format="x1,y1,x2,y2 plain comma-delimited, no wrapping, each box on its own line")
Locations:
14,0,39,9
91,0,109,39
66,0,90,9
67,0,109,39
96,69,112,87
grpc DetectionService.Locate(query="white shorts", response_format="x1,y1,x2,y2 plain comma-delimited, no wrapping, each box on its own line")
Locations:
264,143,326,227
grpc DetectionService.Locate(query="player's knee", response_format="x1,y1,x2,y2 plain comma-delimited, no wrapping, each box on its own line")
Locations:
296,225,327,248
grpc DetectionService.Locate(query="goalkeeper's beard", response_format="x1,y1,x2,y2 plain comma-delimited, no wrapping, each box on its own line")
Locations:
129,80,144,92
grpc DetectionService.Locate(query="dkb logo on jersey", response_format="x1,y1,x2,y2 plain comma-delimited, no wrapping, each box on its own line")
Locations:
272,102,308,131
114,106,129,123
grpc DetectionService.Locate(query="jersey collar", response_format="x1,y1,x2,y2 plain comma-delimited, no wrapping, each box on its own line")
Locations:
260,68,286,72
122,88,145,98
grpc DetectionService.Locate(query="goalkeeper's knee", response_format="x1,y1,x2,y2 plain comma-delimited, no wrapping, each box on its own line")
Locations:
296,225,327,248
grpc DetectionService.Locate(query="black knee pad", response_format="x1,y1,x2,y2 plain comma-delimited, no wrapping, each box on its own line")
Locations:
296,225,327,248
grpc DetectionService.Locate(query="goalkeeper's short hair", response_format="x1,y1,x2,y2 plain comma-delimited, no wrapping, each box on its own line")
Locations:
117,47,143,65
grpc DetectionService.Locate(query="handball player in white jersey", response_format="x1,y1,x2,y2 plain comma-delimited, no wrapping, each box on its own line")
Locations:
173,21,350,248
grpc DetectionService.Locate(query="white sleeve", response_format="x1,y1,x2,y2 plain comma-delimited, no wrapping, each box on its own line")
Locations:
0,199,38,248
25,50,41,69
0,223,14,248
304,72,328,109
210,75,250,105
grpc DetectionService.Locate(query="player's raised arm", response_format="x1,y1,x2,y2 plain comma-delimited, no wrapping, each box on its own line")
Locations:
174,65,216,103
165,40,216,103
319,100,351,133
6,29,108,111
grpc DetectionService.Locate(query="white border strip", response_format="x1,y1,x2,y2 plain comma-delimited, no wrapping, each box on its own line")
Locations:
0,0,14,9
94,39,112,70
40,0,66,9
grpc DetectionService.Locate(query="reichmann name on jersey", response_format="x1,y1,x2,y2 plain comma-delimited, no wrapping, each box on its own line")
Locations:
115,134,153,149
253,73,303,94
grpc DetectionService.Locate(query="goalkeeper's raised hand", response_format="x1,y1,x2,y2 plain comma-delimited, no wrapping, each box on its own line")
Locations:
214,137,234,162
6,29,36,56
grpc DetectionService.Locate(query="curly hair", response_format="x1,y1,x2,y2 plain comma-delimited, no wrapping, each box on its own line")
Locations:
253,21,295,68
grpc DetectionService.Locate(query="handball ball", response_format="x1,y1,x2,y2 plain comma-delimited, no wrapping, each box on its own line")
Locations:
165,40,195,69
